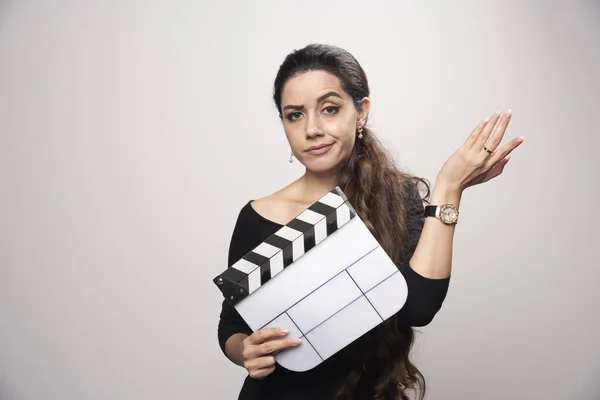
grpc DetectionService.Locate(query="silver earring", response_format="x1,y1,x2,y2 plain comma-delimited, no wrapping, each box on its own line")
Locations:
289,153,293,163
357,125,364,139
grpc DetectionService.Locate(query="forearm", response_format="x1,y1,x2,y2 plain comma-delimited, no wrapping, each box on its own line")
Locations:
409,179,462,279
224,333,248,367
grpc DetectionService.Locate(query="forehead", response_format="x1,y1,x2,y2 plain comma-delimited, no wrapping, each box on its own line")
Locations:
281,70,350,106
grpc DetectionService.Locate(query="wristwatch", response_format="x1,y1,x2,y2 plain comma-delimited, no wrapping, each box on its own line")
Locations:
424,204,459,225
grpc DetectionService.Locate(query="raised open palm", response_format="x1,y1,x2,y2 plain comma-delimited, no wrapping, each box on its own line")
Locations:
438,110,525,191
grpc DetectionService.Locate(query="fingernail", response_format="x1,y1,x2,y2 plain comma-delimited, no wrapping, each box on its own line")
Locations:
280,329,289,335
292,338,302,344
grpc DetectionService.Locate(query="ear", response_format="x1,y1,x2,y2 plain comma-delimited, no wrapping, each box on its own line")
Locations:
356,96,371,125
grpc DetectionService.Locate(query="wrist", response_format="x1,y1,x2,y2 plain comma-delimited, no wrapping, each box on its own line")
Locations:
431,179,462,206
426,182,462,225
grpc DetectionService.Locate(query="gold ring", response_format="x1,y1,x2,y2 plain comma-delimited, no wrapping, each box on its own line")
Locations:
484,146,493,154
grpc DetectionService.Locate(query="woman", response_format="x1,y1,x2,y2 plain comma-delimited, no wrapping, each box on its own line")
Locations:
217,43,524,400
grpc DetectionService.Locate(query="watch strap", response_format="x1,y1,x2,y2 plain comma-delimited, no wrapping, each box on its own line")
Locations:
424,205,437,218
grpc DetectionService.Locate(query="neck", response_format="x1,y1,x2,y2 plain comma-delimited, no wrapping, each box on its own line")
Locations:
296,168,340,204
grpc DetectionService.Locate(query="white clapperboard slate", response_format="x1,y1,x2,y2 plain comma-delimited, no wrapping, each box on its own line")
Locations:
213,187,408,372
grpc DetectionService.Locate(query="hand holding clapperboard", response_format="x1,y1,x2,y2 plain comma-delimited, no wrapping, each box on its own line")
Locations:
213,187,407,372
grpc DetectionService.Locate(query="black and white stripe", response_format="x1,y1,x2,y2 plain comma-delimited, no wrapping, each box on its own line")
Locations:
214,186,357,305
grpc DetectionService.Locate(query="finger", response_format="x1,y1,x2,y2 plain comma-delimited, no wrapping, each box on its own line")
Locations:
484,110,513,152
249,366,276,380
244,354,274,376
244,336,301,360
484,136,524,169
464,118,490,149
258,337,302,356
247,354,276,371
474,111,502,149
481,158,508,183
246,355,277,379
248,327,289,345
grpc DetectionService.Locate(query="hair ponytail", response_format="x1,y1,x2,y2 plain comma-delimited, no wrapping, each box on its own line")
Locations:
334,126,429,400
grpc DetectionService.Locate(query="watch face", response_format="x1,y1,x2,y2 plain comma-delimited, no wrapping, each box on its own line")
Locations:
439,204,459,224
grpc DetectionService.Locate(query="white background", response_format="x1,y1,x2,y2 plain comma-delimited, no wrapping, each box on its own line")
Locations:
1,1,599,399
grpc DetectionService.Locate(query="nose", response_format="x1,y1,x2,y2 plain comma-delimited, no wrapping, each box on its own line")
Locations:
305,116,324,139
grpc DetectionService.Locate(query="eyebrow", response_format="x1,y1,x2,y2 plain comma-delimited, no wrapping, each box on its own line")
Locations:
282,91,343,111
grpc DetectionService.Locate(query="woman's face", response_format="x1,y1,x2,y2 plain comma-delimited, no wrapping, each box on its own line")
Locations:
279,70,369,174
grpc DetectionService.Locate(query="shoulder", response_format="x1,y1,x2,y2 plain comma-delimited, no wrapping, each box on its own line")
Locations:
232,200,255,225
228,183,297,231
227,200,274,267
248,196,272,221
226,187,297,266
249,183,306,226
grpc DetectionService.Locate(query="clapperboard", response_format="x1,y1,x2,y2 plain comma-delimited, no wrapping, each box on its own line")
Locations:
213,187,408,372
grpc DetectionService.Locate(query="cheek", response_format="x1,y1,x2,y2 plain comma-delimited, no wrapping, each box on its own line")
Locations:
327,118,356,145
283,126,303,149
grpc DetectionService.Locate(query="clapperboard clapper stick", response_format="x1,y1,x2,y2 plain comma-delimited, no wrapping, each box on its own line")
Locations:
213,187,408,372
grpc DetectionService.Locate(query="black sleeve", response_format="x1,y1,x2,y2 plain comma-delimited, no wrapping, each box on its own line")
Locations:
216,206,254,360
395,181,451,327
217,300,253,360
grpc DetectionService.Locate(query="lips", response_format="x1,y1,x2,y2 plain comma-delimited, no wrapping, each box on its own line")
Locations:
306,143,332,151
305,143,333,155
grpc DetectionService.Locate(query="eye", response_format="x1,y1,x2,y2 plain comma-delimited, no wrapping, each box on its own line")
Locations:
286,111,302,121
323,106,340,115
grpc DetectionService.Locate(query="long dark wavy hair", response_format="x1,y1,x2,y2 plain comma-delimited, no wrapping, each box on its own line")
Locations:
272,44,431,400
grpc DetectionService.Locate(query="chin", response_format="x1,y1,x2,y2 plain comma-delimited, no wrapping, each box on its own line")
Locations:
300,145,348,173
303,157,342,174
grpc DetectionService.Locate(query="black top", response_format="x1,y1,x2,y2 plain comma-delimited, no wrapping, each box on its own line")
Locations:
217,198,451,400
